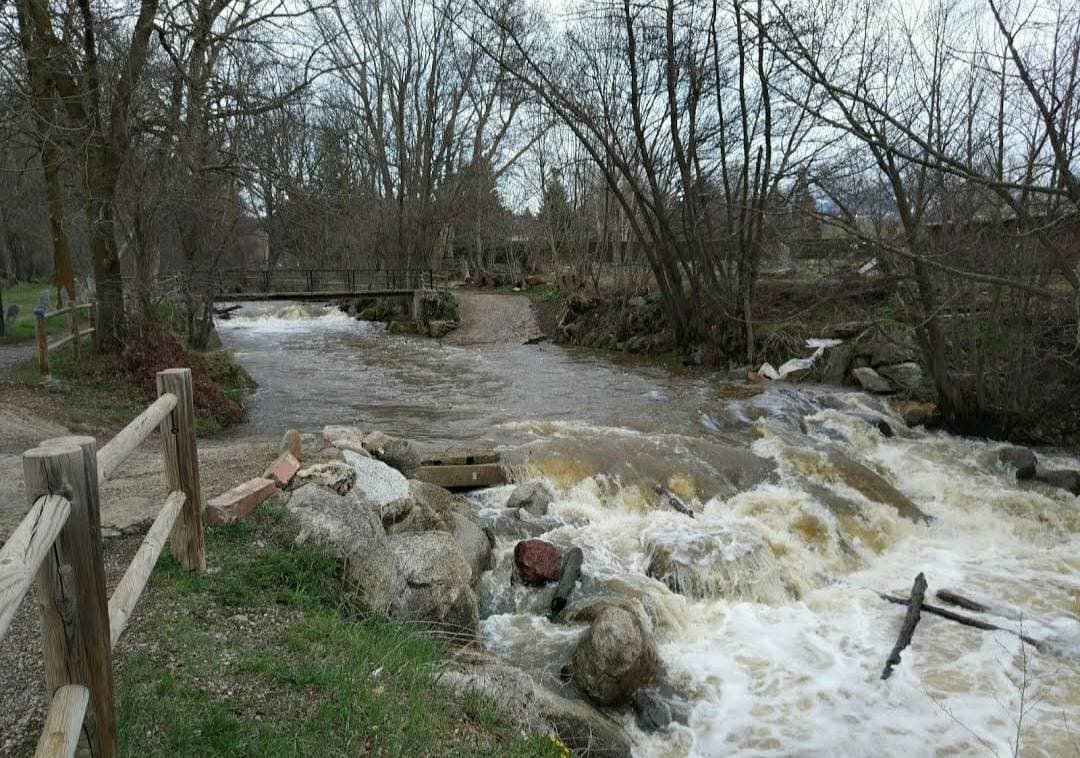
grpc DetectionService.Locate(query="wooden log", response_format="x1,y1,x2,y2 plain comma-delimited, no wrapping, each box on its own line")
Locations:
880,591,1043,651
43,306,72,319
35,308,49,379
79,328,95,341
653,484,694,518
96,393,178,485
108,491,185,647
34,684,89,758
156,369,204,571
0,495,70,641
550,547,583,617
935,589,988,614
24,437,117,757
881,572,927,680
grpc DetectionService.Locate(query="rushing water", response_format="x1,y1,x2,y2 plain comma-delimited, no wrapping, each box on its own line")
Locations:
218,301,1080,757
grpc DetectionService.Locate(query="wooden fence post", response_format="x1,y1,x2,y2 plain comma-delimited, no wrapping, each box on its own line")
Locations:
68,308,81,362
156,368,204,571
34,308,49,380
23,436,116,758
88,303,97,336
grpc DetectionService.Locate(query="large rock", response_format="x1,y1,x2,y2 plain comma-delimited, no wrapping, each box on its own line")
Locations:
877,361,923,390
449,512,493,584
824,448,930,523
437,651,632,757
514,539,561,585
286,484,384,558
821,344,853,385
851,366,894,394
363,431,420,474
506,480,554,517
293,461,356,495
566,601,660,706
280,428,303,460
999,447,1038,481
856,330,917,367
386,531,479,639
344,451,410,506
381,479,470,533
1034,469,1080,495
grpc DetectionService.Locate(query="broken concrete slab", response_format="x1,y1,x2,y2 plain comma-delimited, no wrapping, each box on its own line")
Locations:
412,463,508,490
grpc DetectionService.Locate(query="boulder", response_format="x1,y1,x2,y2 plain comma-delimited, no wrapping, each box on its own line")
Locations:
449,512,494,584
632,687,673,732
362,431,420,474
343,451,410,506
514,539,562,585
1034,469,1080,495
280,428,303,460
481,511,555,540
566,601,660,706
856,330,917,367
999,447,1038,481
525,274,547,287
381,478,473,534
506,480,555,517
821,344,853,385
851,366,894,394
323,424,364,447
286,484,384,559
877,361,923,390
386,531,479,639
437,651,632,758
293,461,356,495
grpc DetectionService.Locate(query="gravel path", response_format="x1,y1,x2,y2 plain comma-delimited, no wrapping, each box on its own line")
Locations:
446,290,544,345
0,341,35,374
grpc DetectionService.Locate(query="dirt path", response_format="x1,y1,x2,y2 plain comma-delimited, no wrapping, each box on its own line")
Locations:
446,290,544,345
0,341,35,374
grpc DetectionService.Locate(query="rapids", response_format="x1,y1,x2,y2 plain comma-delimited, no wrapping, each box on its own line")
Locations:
218,301,1080,757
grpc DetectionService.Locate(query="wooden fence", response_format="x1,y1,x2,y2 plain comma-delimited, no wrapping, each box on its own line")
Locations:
0,367,203,757
35,302,96,380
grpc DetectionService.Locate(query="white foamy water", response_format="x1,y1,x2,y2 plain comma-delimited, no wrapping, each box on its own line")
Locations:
478,406,1080,758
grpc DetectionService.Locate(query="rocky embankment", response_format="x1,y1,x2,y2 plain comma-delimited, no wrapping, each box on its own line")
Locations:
256,425,645,755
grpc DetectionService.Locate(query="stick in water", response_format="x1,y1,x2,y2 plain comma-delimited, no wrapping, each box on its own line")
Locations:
880,593,1044,651
882,572,927,680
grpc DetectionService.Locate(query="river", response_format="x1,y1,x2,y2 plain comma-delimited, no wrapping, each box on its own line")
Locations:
217,300,1080,758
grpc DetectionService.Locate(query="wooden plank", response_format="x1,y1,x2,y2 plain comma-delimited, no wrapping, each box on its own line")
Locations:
108,491,185,647
217,289,421,302
79,328,95,340
412,463,507,489
46,335,74,353
97,393,178,485
24,437,116,757
0,495,70,641
34,684,89,758
156,369,204,571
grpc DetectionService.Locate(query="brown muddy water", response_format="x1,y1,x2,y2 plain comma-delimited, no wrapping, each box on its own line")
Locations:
218,301,1080,758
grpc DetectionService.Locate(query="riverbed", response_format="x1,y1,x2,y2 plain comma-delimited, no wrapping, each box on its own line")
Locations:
217,300,1080,758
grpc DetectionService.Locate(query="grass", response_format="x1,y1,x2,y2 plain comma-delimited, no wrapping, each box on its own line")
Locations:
108,505,565,758
0,279,87,344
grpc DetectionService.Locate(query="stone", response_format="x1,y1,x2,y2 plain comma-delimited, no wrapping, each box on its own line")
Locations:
506,480,554,517
206,477,277,525
293,461,356,495
525,274,547,287
265,451,301,487
891,400,938,427
632,687,673,732
362,431,420,474
427,320,456,338
856,330,917,367
412,463,507,489
387,320,418,335
280,429,303,460
821,344,852,385
436,651,632,758
999,447,1038,481
851,366,894,394
344,451,410,505
877,361,923,390
514,539,561,585
1034,469,1080,495
332,438,370,456
323,424,364,447
386,531,479,639
566,601,660,706
450,512,494,584
286,484,385,558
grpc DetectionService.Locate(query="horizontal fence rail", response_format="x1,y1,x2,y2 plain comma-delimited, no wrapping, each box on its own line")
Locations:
35,302,96,380
1,367,203,758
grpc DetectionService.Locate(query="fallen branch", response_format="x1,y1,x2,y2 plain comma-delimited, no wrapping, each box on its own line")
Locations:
880,591,1044,651
882,572,927,680
935,589,988,614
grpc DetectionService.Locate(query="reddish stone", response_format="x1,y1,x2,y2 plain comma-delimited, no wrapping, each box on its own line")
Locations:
206,478,277,526
266,452,301,487
514,539,562,585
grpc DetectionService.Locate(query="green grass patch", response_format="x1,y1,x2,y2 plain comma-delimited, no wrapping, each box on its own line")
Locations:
0,280,89,344
112,507,565,758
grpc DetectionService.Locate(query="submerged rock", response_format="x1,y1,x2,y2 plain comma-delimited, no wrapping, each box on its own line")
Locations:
632,687,673,732
506,480,554,517
999,447,1038,481
514,539,562,585
822,449,930,523
566,600,659,706
645,525,793,603
1034,469,1080,495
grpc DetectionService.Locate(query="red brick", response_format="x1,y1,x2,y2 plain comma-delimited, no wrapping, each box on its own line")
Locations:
206,477,277,525
266,452,301,487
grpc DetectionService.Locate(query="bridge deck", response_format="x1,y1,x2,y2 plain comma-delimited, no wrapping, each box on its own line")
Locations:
216,289,420,302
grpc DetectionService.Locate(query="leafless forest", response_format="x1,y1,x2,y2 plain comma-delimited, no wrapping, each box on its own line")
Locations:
0,0,1077,440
